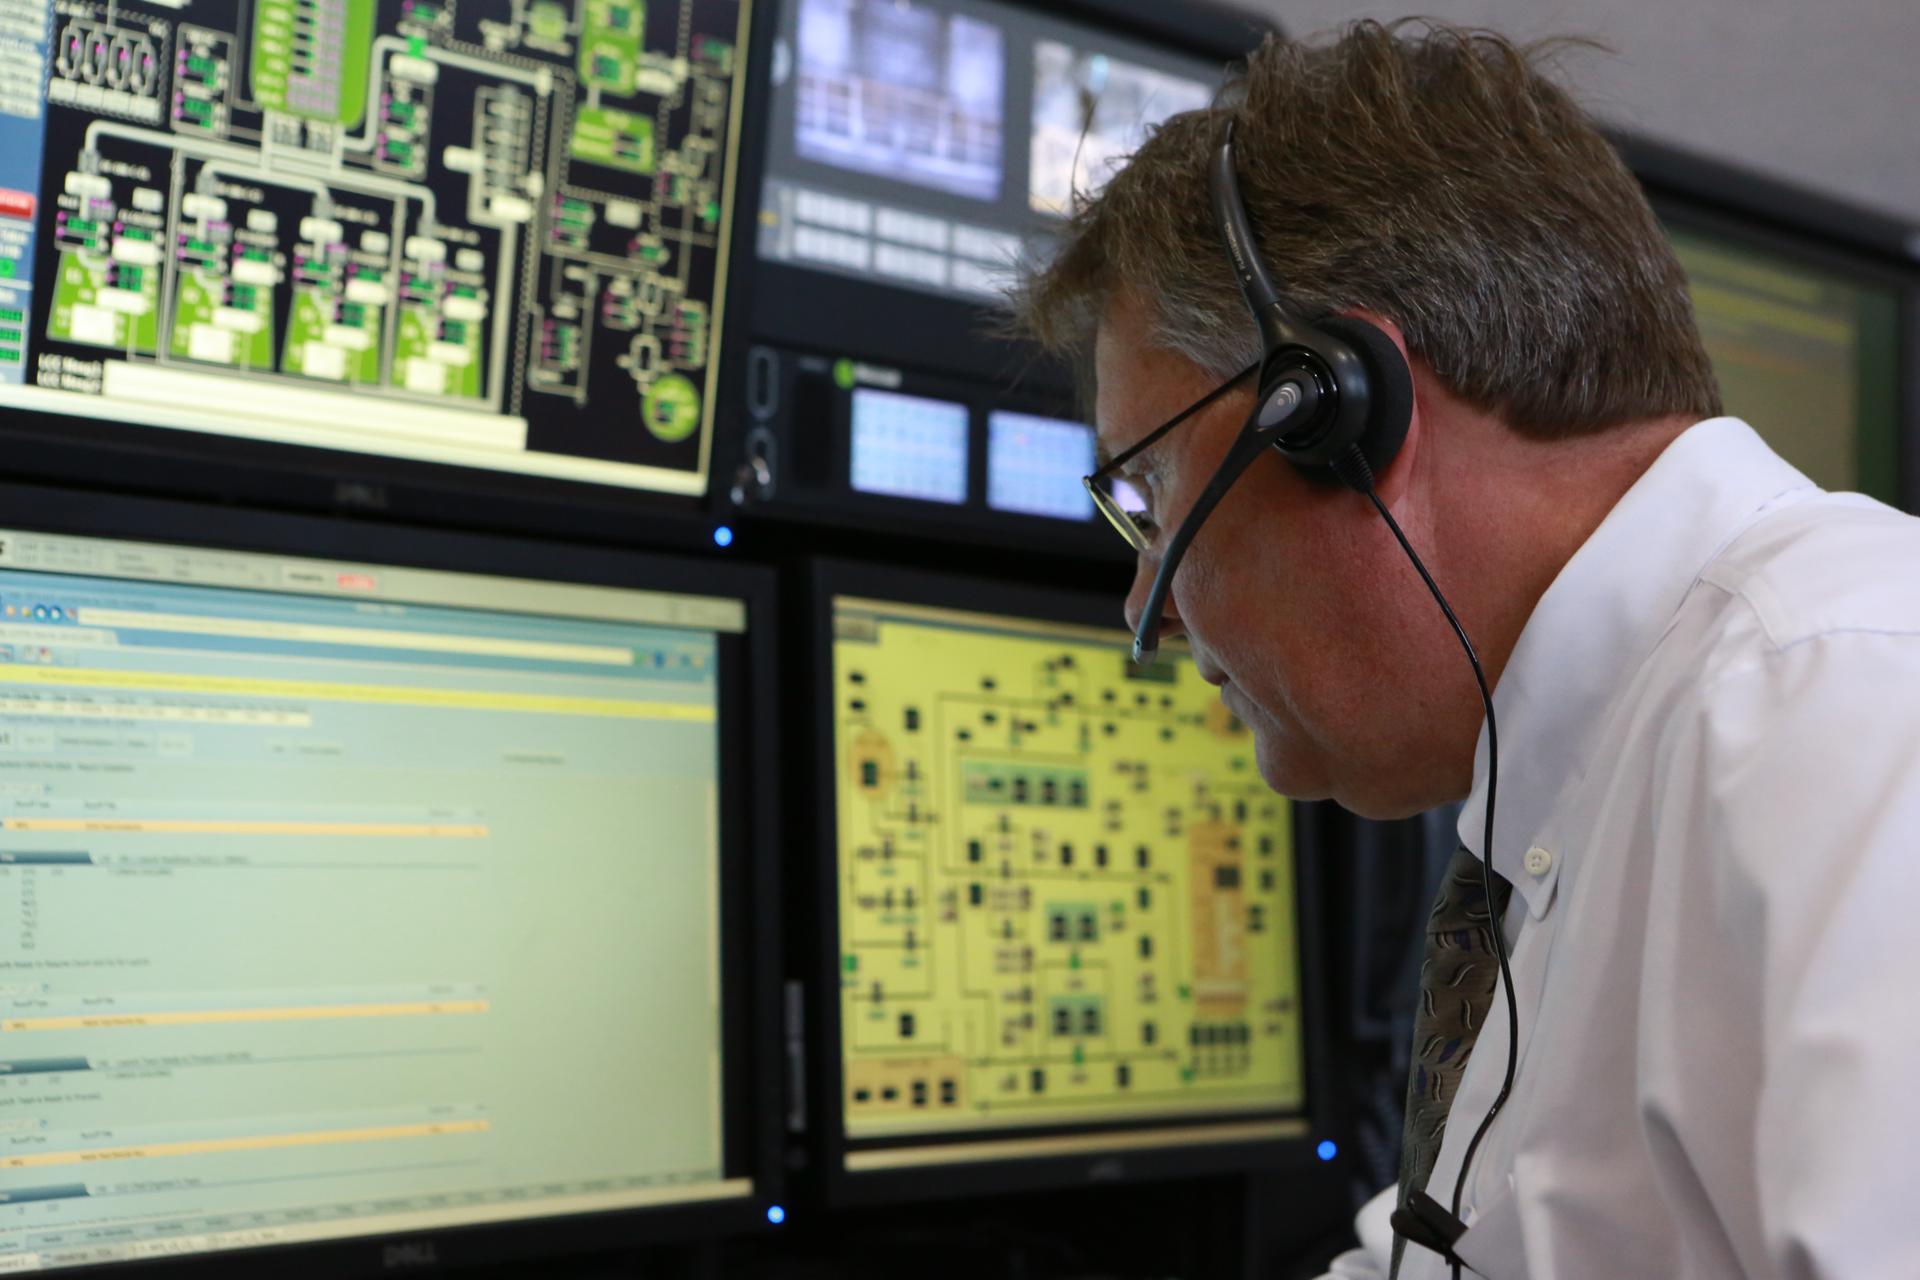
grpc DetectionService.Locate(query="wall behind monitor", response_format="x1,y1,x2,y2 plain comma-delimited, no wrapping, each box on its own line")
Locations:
1229,0,1920,224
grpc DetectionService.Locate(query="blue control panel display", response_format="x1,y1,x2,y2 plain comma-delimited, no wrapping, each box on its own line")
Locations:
987,411,1094,520
849,388,970,505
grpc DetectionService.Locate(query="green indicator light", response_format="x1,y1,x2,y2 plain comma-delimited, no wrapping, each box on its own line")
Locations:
408,35,426,57
702,200,719,223
832,358,855,390
0,349,19,362
0,309,22,323
843,954,858,973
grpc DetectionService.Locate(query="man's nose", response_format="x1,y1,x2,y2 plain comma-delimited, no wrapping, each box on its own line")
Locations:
1122,555,1185,647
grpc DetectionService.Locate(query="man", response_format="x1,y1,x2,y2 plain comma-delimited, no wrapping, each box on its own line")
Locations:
1012,19,1920,1280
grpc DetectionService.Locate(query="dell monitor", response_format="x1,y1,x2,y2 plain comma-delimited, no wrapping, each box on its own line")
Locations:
0,0,752,519
725,0,1265,552
0,488,779,1274
808,561,1324,1201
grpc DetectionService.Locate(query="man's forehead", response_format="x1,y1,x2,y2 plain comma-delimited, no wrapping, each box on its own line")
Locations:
1091,305,1171,462
1092,310,1230,468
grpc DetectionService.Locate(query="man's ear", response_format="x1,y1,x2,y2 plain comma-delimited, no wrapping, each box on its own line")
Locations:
1339,309,1421,507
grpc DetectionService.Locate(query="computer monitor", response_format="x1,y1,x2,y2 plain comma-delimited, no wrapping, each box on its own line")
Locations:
1668,222,1904,501
759,0,1217,307
808,561,1323,1201
0,0,752,515
0,488,780,1275
725,0,1264,552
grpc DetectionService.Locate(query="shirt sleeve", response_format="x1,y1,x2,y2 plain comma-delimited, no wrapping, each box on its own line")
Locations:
1694,631,1920,1279
1312,1185,1395,1280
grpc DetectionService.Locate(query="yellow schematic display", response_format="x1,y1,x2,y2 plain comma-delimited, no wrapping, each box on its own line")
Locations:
832,597,1306,1141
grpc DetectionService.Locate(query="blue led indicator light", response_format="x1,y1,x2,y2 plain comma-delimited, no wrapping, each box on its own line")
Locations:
713,525,735,548
1316,1140,1338,1162
766,1204,786,1225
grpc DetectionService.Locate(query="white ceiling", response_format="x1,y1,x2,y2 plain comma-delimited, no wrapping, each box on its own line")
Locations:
1227,0,1920,229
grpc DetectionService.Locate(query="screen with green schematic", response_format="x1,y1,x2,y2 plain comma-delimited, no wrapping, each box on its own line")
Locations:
0,0,749,496
0,528,749,1273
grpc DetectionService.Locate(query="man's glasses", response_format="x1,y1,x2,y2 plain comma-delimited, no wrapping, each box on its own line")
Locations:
1083,361,1261,551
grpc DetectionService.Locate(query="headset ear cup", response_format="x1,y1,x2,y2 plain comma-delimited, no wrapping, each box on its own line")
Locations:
1318,315,1414,479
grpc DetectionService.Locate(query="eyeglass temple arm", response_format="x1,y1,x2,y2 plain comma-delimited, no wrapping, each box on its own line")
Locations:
1094,361,1262,481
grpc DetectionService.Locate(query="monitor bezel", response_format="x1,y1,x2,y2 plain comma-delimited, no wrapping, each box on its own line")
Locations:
734,0,1271,391
0,482,787,1277
802,557,1334,1207
0,0,764,550
712,0,1274,553
751,357,1126,561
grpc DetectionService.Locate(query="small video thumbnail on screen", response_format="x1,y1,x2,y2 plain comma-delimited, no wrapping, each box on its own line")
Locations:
1029,42,1212,217
795,0,1006,202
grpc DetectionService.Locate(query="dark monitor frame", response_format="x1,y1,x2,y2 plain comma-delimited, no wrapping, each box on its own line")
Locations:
748,356,1125,561
1617,131,1920,510
711,0,1274,557
0,483,786,1278
801,558,1334,1207
732,0,1270,391
0,1,764,554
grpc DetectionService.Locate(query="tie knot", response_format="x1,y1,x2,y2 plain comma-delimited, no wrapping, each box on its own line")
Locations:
1426,842,1513,937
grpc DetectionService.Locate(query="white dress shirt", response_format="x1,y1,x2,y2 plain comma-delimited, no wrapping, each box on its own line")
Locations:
1323,417,1920,1279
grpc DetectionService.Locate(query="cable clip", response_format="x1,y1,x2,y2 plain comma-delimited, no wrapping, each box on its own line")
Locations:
1390,1190,1468,1269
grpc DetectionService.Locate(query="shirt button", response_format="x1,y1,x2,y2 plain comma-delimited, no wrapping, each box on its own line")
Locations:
1524,846,1554,877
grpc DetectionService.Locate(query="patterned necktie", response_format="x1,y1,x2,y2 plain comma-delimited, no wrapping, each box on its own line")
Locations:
1389,843,1515,1278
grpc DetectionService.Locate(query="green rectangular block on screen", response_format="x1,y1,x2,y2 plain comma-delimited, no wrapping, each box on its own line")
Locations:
579,0,645,94
250,0,374,125
570,106,656,174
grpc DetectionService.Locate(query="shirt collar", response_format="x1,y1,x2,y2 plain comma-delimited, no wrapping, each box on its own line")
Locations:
1456,418,1815,916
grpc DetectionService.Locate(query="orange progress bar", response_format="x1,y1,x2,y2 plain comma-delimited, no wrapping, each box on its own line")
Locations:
1,1119,490,1170
3,1000,490,1032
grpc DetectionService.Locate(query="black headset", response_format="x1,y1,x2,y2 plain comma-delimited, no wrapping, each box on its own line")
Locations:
1212,118,1414,488
1126,119,1415,666
1185,116,1514,1280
